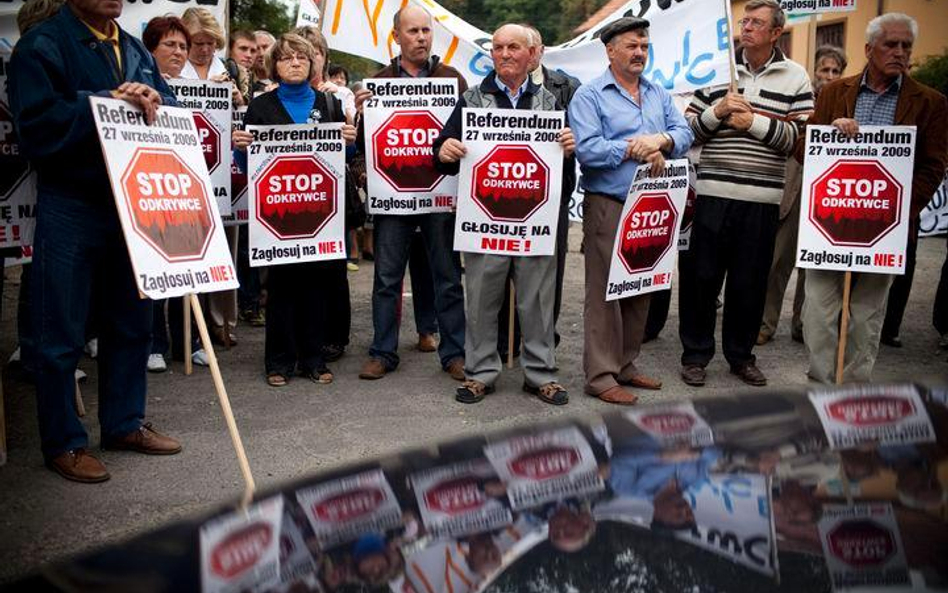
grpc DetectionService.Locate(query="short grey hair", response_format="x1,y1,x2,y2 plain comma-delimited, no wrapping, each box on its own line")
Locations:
745,0,785,29
866,13,917,46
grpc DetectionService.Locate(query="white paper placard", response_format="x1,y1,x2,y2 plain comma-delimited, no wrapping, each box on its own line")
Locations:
624,401,714,448
818,503,909,591
200,496,284,593
224,107,249,226
411,459,513,540
0,45,36,249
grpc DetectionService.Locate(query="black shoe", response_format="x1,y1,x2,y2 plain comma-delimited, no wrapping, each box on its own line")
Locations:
880,335,902,348
730,362,767,386
681,364,706,386
322,344,345,362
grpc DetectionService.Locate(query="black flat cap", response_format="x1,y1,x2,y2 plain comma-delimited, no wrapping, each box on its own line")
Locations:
599,16,650,44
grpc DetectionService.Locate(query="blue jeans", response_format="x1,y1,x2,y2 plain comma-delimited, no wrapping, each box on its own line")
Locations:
32,193,152,460
370,214,464,369
409,231,438,335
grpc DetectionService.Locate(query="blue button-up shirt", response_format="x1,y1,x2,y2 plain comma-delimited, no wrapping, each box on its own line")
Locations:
568,68,693,200
497,76,529,106
855,71,901,126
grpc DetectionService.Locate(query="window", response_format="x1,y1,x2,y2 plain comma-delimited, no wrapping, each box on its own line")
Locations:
817,22,845,49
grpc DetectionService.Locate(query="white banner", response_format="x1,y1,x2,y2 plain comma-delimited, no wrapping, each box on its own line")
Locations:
166,78,232,216
455,108,563,256
0,44,36,249
224,107,249,226
919,173,948,237
246,123,347,267
363,78,459,215
797,125,916,274
780,0,857,16
818,503,910,591
90,97,239,299
199,496,283,593
484,427,605,511
606,159,689,301
319,0,732,93
808,384,936,450
623,401,714,448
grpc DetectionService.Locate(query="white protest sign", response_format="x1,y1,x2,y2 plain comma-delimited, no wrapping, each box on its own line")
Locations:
167,78,232,216
624,401,714,448
484,427,605,511
199,496,283,593
363,78,459,215
818,503,910,591
246,123,347,267
678,162,698,250
224,107,249,227
278,508,319,585
798,125,916,274
295,469,403,549
411,459,513,540
90,97,239,299
808,384,936,450
295,0,322,28
606,159,689,301
455,108,564,256
0,45,36,249
679,473,778,577
919,173,948,237
780,0,857,16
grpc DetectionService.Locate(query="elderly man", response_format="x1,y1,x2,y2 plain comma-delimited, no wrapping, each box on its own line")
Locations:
9,0,182,482
759,45,848,346
355,4,468,382
799,13,947,384
680,0,813,387
433,23,575,405
568,17,693,404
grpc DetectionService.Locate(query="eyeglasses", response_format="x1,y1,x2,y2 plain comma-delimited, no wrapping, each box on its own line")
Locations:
277,53,310,63
739,17,770,30
159,39,188,52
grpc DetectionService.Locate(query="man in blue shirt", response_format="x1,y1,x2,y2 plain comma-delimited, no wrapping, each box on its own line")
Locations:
568,17,692,405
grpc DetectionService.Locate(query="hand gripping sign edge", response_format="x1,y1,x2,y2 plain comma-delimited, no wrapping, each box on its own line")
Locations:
809,159,902,248
471,144,550,222
617,192,678,274
371,110,446,192
255,154,338,240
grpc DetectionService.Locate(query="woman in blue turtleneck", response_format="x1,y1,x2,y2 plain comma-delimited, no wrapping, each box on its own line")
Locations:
233,33,356,387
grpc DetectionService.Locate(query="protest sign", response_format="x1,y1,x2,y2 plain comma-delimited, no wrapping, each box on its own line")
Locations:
624,401,714,449
484,427,605,511
199,496,283,593
605,159,689,301
808,384,936,450
363,78,459,215
166,79,232,216
90,97,239,299
920,173,948,236
0,45,36,249
296,469,403,550
818,503,909,591
246,123,347,267
296,0,322,28
797,125,916,274
224,107,249,227
455,108,564,256
678,162,698,250
2,244,31,267
679,473,778,578
278,508,318,585
411,459,513,540
780,0,857,16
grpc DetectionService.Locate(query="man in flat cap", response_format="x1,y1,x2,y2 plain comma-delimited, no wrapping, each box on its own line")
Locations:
568,16,693,404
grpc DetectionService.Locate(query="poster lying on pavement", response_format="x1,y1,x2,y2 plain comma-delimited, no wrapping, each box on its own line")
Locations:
818,503,909,591
200,496,284,593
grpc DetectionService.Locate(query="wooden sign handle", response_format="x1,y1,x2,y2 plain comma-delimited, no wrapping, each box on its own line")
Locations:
835,271,852,384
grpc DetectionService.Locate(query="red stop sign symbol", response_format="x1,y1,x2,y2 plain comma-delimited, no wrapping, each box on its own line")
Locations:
826,395,914,426
120,148,215,262
809,160,902,247
508,446,579,480
0,101,31,201
372,111,445,192
680,184,696,234
192,111,221,174
210,522,272,579
424,477,485,515
472,145,549,222
828,520,895,568
618,193,677,274
315,488,384,522
255,156,337,239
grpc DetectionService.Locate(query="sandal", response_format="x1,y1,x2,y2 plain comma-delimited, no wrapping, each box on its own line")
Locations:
266,373,288,387
523,382,569,406
306,369,334,384
456,380,494,404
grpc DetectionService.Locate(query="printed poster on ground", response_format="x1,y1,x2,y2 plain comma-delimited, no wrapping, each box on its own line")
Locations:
224,107,249,226
246,123,347,267
677,162,698,250
90,97,239,299
818,503,909,591
605,159,689,301
199,496,284,593
166,78,232,216
363,78,459,215
797,125,916,274
624,401,714,448
455,108,564,257
0,44,36,249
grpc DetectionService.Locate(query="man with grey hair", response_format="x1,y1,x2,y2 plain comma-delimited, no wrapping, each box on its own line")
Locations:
797,12,947,383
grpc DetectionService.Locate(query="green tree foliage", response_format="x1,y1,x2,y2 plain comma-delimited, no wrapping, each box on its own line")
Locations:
443,0,612,44
230,0,293,37
912,51,948,95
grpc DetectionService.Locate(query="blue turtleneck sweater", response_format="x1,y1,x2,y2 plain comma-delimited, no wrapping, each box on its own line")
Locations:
277,80,315,124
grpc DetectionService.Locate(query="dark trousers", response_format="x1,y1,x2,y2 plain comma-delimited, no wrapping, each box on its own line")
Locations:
236,224,262,314
32,194,152,459
324,260,351,349
935,234,948,335
882,222,919,339
679,196,779,368
151,297,200,358
408,231,437,335
645,286,671,340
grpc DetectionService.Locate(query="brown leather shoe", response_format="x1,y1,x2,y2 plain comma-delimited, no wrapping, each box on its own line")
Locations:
756,331,772,346
730,362,767,386
443,358,465,381
620,373,662,390
417,333,437,352
103,423,182,455
359,358,387,380
46,449,110,483
681,364,706,386
594,386,638,405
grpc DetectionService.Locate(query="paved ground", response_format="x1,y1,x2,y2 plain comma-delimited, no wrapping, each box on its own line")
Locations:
1,227,946,583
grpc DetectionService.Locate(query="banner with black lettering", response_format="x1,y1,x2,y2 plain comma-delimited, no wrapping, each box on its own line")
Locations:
780,0,857,16
411,459,513,540
199,496,283,593
246,123,347,267
166,79,232,216
920,173,948,236
0,44,36,249
90,97,239,299
363,78,459,215
797,125,916,274
605,159,689,301
224,107,249,227
818,503,909,591
455,108,564,256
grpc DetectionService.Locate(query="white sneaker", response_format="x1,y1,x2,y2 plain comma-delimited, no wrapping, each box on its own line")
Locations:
75,368,88,383
8,346,21,364
192,349,210,367
147,353,167,373
84,338,98,359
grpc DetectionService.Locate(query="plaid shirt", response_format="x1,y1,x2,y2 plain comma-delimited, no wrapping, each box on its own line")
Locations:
854,72,901,126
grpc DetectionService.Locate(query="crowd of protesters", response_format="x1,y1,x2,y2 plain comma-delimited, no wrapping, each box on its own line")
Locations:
3,0,947,483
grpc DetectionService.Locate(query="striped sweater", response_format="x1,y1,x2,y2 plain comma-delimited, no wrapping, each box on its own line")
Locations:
687,48,813,205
